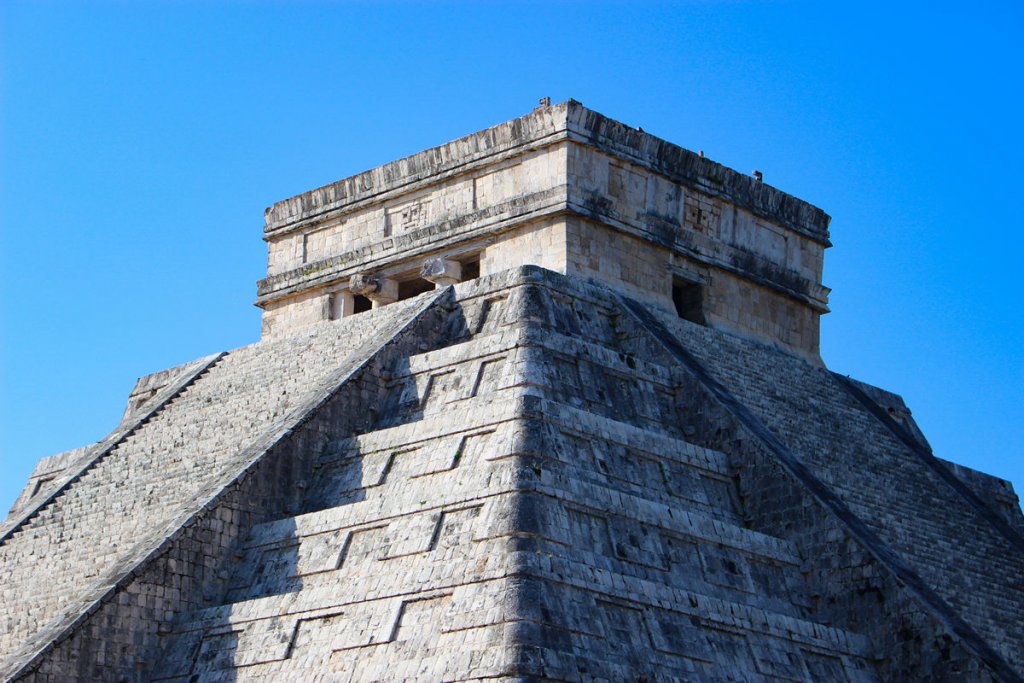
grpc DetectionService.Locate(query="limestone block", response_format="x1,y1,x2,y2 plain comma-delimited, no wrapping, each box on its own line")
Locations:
349,273,398,307
420,257,461,286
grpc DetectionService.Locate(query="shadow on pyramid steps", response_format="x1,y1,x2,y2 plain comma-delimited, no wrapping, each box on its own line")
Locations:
3,267,1022,682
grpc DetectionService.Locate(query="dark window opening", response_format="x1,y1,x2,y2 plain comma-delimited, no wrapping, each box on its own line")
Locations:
398,278,436,300
353,295,372,313
460,256,480,281
672,278,706,325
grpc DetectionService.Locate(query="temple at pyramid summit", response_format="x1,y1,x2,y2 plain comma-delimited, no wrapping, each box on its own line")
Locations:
3,100,1023,682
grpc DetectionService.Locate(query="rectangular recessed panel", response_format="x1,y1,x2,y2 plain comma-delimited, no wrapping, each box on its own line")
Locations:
429,506,483,551
802,651,850,682
376,447,428,484
421,369,463,409
552,357,582,396
651,615,713,661
336,525,386,570
473,295,508,334
663,535,705,579
597,600,653,657
295,530,344,576
699,473,738,513
559,431,594,467
567,508,613,557
380,513,440,559
193,630,243,673
410,437,464,478
235,618,297,667
391,594,454,646
609,518,668,570
291,612,346,661
661,460,711,503
700,546,754,593
461,430,497,465
242,543,302,597
751,644,807,681
471,357,507,397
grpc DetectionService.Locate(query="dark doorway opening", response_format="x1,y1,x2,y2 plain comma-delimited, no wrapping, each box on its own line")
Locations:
672,277,706,325
460,256,481,281
353,295,372,313
398,278,436,300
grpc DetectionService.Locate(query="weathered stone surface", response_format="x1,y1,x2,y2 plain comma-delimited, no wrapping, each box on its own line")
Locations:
255,100,829,360
3,105,1022,682
420,257,461,286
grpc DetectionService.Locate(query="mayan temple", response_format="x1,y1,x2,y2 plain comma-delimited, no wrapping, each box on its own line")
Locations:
2,100,1023,682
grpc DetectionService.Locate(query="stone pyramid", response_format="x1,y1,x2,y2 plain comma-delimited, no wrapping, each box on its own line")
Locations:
3,101,1022,682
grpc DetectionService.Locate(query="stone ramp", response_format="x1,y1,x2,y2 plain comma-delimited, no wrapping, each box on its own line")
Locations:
624,297,1024,680
0,290,447,681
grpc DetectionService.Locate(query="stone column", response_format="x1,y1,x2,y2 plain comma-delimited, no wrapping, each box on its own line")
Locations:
327,289,354,320
420,257,462,287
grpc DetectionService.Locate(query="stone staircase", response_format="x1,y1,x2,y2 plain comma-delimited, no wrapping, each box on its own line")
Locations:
150,271,881,682
0,293,444,681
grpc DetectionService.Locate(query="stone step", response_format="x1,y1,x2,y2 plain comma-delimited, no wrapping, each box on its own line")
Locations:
644,306,1024,664
223,447,803,609
375,325,685,438
155,556,871,682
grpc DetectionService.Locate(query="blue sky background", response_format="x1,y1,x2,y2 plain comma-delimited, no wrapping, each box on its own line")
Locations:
1,1,1021,514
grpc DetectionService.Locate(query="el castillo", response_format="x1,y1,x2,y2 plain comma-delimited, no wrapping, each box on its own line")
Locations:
2,100,1022,682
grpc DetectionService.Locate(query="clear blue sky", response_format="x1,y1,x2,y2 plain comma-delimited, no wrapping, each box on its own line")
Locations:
1,1,1021,515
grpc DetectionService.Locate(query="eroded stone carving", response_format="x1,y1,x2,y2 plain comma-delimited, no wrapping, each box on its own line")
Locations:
420,257,462,286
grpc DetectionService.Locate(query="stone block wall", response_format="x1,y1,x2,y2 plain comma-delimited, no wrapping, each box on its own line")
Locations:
563,215,674,309
265,147,565,279
566,141,829,359
479,217,567,277
141,268,883,681
254,101,831,361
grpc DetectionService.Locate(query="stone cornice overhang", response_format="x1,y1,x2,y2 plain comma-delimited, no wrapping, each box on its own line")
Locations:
262,107,571,239
256,189,569,305
262,101,830,247
256,194,828,314
564,104,832,247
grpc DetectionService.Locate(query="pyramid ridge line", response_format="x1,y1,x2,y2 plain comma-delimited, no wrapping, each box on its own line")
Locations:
836,371,1024,556
0,352,225,547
